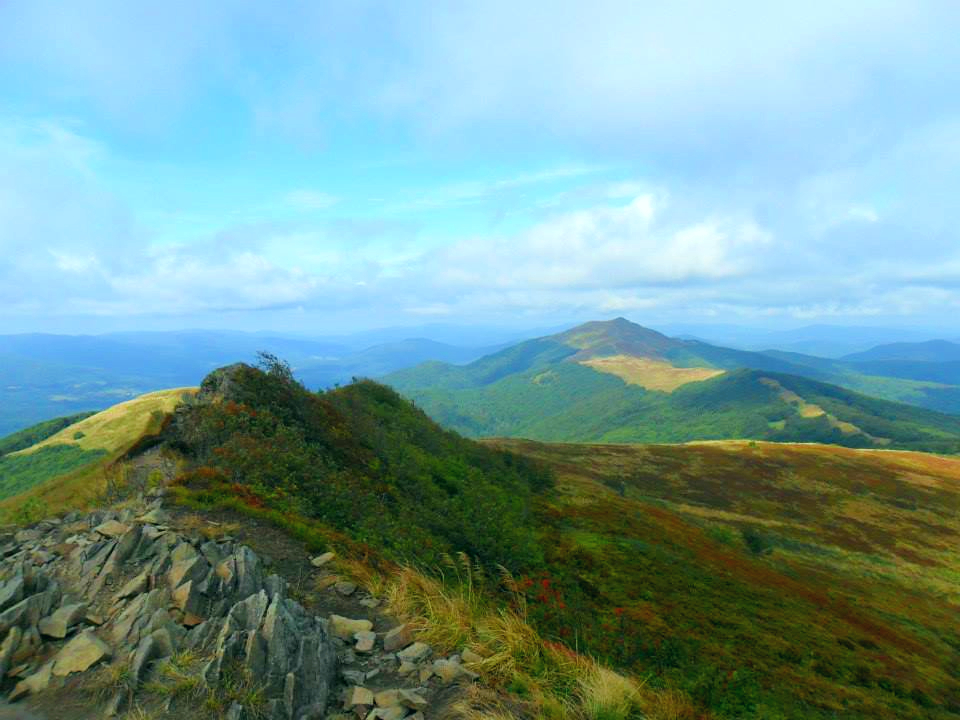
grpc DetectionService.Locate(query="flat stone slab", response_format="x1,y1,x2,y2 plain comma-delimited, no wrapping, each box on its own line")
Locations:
52,629,111,676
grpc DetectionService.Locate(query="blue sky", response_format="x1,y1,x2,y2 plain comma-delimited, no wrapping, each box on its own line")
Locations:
2,1,960,334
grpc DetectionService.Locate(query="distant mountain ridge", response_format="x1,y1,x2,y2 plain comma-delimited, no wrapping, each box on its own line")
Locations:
0,330,499,436
843,338,960,362
387,318,960,452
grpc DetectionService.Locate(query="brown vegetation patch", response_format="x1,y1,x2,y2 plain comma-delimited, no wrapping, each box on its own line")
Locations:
579,355,724,392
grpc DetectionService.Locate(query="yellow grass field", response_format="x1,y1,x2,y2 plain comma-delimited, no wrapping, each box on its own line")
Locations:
580,354,724,392
14,387,196,456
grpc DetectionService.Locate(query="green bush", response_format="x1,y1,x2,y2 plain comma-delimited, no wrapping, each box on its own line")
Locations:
174,364,553,571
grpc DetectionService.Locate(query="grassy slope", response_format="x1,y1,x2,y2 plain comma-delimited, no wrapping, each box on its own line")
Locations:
0,411,95,456
391,357,960,451
14,387,194,455
492,437,960,719
6,368,957,717
0,388,196,512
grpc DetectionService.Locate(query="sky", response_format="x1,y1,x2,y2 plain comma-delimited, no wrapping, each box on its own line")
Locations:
2,1,960,335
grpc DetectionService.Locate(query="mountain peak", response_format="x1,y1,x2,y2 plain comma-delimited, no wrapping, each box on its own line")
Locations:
553,318,683,359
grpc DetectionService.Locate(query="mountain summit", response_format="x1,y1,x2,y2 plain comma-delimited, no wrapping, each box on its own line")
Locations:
386,319,960,451
551,317,684,360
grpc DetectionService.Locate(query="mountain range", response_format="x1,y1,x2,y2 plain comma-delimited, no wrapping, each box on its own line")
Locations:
387,318,960,451
0,330,501,437
1,362,957,719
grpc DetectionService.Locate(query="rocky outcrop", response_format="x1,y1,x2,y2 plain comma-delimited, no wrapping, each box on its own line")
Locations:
0,501,337,719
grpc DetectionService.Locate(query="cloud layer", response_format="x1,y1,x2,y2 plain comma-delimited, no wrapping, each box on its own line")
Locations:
2,2,960,331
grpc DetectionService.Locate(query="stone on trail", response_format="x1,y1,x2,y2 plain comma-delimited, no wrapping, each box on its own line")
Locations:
311,551,335,567
334,581,357,596
396,641,431,664
330,614,373,640
399,688,428,711
354,630,376,653
382,624,412,652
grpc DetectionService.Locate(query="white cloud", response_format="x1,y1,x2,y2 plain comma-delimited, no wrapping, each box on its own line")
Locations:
284,190,339,211
425,194,770,291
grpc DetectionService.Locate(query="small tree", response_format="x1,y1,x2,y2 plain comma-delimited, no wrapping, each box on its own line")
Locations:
256,351,295,382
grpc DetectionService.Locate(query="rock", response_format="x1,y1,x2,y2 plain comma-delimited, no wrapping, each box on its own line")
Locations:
38,602,88,639
0,578,24,613
182,612,204,627
382,624,413,652
368,707,407,720
171,580,203,615
345,686,374,707
114,570,149,601
9,662,53,700
397,661,416,675
136,509,168,524
311,552,335,567
52,630,111,676
399,689,428,711
225,703,244,720
328,579,354,598
374,689,400,708
354,631,376,653
462,648,484,664
0,628,22,679
341,669,365,685
93,521,130,538
359,597,380,608
13,529,41,544
330,615,373,640
418,667,433,684
396,642,431,664
334,581,357,596
432,658,463,683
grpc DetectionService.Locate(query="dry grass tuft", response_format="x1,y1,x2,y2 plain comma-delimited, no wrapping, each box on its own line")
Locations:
577,663,643,720
638,687,699,720
342,555,652,720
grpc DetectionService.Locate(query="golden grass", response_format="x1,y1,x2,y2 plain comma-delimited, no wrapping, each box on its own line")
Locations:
342,554,664,720
15,387,196,456
0,389,193,522
579,355,723,393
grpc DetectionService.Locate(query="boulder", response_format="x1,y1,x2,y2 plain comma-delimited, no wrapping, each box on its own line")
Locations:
38,602,88,639
345,686,374,707
374,689,400,708
9,662,53,700
52,630,111,676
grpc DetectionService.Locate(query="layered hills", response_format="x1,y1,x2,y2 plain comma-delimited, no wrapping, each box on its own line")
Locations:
1,364,958,718
387,318,960,451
